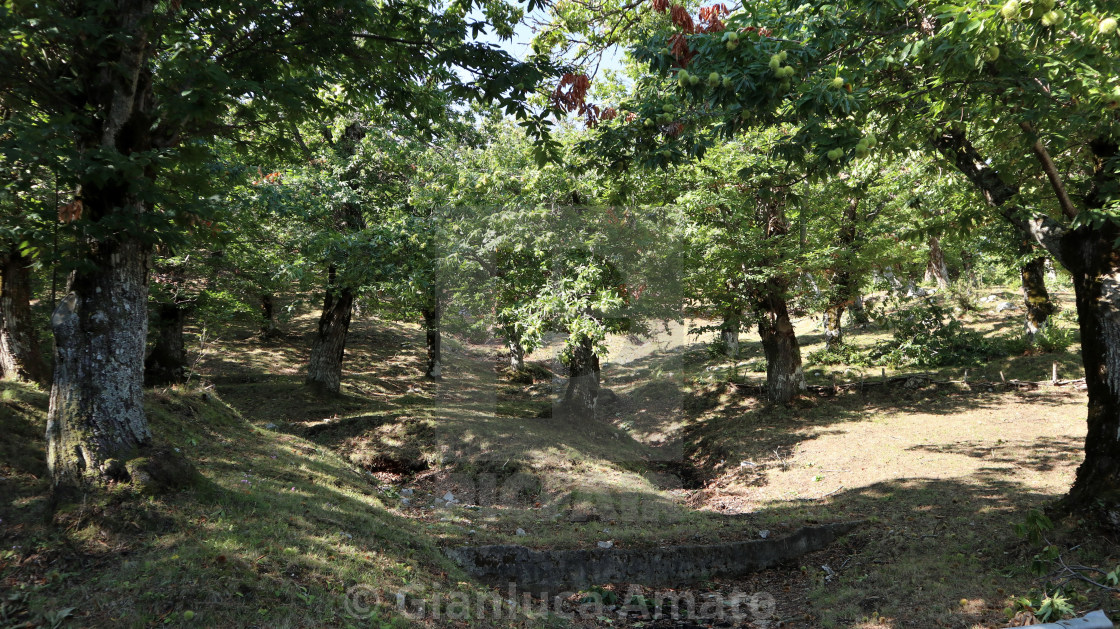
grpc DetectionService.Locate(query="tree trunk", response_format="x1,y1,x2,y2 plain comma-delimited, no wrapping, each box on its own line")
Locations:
144,301,188,386
822,303,845,351
47,233,153,489
1019,241,1055,343
720,327,740,358
305,265,354,394
719,310,740,358
0,246,48,384
823,196,863,350
756,284,806,404
848,294,870,325
561,336,600,418
882,269,905,294
260,293,281,340
505,325,525,371
925,236,950,288
44,0,186,492
1061,229,1120,524
144,259,190,386
422,301,442,381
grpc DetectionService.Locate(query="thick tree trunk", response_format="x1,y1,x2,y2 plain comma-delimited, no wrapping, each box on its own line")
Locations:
1061,230,1120,524
925,236,950,288
756,285,806,404
302,122,367,392
719,310,740,358
720,327,740,358
1019,241,1055,343
305,265,354,394
0,246,48,384
422,301,442,381
260,294,281,340
44,0,197,493
561,336,600,418
47,234,152,489
505,325,525,371
822,303,845,351
144,301,188,386
1058,140,1120,522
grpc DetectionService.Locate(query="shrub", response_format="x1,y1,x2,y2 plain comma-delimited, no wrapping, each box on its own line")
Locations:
1034,324,1076,353
868,299,1006,368
807,343,873,367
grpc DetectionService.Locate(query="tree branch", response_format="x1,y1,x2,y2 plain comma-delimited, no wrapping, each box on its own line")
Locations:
929,129,1070,268
1021,122,1078,221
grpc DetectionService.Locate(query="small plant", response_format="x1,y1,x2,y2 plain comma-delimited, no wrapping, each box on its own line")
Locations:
1008,591,1075,623
626,594,656,616
1029,544,1061,576
1034,324,1075,353
579,585,619,605
1013,509,1054,546
807,343,872,366
39,606,76,629
946,280,980,313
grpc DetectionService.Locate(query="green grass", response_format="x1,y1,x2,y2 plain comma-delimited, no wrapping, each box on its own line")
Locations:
0,381,549,628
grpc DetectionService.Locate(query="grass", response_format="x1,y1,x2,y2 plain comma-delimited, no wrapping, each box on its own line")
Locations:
2,282,1117,628
0,382,542,628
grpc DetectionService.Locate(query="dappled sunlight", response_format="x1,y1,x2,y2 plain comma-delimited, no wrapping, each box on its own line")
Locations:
162,287,1102,627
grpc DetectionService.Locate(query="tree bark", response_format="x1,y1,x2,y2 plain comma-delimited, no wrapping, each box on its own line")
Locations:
259,293,281,340
1060,227,1120,525
561,336,600,418
305,265,355,394
47,232,153,489
504,325,525,371
719,309,741,358
422,300,442,381
1020,240,1055,343
756,282,806,404
822,304,845,351
0,246,48,384
144,259,191,386
302,123,366,393
144,301,188,386
925,236,950,289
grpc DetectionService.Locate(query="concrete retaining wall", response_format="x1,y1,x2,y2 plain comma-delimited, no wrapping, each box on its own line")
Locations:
445,521,860,591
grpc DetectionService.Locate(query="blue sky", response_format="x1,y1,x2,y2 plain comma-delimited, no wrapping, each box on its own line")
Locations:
471,6,629,79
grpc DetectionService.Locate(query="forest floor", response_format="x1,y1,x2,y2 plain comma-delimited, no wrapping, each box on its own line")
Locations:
2,286,1117,628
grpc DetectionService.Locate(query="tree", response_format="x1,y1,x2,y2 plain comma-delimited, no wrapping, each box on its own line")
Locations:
0,0,557,490
0,112,55,386
303,122,372,394
676,132,815,403
0,244,48,385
